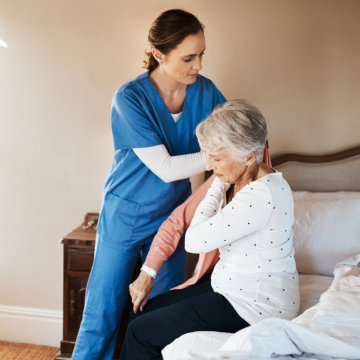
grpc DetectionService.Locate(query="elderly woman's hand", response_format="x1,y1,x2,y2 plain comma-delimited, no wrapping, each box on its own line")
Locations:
129,271,154,313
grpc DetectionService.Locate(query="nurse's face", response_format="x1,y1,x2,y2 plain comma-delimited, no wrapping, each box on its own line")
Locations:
160,31,205,85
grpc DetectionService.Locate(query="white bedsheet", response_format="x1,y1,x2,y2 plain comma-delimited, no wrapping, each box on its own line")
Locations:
162,254,360,360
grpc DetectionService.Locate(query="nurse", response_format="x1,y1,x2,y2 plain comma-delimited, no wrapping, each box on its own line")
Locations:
72,9,226,360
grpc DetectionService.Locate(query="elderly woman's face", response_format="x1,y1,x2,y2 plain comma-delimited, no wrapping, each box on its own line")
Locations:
206,148,247,184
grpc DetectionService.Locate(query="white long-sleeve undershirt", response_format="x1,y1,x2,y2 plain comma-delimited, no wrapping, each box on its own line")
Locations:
133,144,207,183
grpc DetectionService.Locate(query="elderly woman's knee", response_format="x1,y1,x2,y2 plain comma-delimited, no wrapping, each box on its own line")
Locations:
126,314,150,342
128,309,138,324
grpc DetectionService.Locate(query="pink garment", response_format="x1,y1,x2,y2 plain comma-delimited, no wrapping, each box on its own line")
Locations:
144,145,272,289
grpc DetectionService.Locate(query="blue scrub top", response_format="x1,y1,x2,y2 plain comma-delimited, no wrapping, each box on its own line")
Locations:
97,72,226,246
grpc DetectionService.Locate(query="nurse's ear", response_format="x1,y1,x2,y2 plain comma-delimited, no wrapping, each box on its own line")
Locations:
152,47,165,64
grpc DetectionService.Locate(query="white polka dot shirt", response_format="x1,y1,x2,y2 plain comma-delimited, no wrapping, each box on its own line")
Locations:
185,172,300,325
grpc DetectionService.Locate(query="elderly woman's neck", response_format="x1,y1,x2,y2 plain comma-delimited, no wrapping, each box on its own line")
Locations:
233,163,273,193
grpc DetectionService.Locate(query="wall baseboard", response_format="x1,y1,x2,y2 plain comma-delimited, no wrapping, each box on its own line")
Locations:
0,304,62,347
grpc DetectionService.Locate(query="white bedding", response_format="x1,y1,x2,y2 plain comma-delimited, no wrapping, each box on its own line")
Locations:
298,274,332,314
162,255,360,360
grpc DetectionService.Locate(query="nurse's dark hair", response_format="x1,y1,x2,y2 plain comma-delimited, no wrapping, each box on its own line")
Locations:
144,9,204,72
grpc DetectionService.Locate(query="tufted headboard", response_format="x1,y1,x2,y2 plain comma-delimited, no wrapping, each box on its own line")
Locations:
271,146,360,192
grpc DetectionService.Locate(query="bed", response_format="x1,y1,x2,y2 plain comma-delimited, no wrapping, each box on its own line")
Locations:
162,145,360,360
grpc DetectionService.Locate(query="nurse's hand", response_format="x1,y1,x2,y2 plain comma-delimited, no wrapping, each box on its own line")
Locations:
129,271,154,313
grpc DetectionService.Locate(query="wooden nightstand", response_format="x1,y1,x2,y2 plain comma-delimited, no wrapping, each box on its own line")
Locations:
56,213,138,359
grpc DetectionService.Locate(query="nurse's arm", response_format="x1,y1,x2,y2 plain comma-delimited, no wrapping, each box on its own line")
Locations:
133,144,207,182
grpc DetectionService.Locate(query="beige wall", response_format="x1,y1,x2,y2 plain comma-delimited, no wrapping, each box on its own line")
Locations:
0,0,359,334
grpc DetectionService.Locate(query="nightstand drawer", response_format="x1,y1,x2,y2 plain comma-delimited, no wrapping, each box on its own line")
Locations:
67,247,94,271
58,214,137,359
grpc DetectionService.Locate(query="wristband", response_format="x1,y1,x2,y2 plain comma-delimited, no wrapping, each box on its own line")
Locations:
141,265,156,279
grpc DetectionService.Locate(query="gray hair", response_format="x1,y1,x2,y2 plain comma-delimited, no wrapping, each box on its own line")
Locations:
196,99,267,163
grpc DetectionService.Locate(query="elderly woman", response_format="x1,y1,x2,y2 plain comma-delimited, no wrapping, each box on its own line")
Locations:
119,99,300,360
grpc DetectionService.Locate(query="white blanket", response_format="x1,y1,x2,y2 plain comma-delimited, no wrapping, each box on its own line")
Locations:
163,254,360,360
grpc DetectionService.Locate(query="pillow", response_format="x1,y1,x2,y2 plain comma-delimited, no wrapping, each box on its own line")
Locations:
292,191,360,276
298,274,333,314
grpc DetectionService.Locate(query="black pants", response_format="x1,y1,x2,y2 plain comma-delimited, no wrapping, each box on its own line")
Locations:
119,275,249,360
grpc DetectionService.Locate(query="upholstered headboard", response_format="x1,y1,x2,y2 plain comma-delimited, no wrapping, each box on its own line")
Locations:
272,146,360,192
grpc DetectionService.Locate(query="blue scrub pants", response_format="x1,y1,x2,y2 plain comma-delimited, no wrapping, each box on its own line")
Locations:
71,234,187,360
